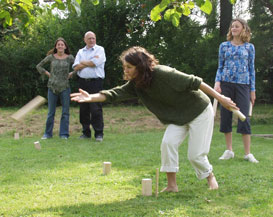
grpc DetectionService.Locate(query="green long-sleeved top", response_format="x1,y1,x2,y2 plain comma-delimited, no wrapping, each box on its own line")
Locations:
36,54,75,94
100,65,210,125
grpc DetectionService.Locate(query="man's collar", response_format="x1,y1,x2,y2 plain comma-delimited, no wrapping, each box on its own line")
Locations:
83,44,97,51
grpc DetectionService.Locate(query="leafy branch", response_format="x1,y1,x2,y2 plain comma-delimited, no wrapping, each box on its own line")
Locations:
0,0,238,29
150,0,236,27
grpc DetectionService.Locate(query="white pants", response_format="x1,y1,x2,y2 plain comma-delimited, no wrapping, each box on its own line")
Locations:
160,104,214,179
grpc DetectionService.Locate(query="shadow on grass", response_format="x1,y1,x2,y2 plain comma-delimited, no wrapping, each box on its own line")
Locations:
22,190,217,217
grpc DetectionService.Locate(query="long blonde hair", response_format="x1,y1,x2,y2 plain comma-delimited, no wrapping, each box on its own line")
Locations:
227,18,251,42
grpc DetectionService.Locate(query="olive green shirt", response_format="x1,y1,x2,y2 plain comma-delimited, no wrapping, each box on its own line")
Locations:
36,54,75,94
100,65,210,125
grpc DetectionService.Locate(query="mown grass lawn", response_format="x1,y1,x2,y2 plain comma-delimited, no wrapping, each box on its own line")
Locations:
0,104,272,217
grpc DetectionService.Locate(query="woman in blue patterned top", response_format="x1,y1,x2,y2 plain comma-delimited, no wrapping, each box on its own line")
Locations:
214,18,258,163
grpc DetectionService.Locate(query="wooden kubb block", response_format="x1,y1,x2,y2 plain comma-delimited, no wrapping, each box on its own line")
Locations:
14,133,20,140
103,162,111,175
34,141,41,150
142,178,152,196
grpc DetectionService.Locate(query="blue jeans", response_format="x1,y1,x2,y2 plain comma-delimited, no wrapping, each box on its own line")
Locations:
44,88,70,138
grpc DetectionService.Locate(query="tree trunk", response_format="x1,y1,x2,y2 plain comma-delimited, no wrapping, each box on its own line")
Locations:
220,0,233,37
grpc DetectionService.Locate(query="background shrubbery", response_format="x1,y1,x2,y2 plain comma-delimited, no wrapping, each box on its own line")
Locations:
0,0,272,106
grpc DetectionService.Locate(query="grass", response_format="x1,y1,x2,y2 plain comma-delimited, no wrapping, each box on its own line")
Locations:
0,104,272,217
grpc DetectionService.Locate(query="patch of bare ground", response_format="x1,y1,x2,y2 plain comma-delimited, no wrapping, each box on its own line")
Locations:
0,105,164,137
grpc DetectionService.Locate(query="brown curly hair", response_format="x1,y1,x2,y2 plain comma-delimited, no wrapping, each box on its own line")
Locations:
227,18,251,42
119,46,159,88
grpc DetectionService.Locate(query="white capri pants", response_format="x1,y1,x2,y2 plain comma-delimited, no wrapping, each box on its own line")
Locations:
160,104,214,180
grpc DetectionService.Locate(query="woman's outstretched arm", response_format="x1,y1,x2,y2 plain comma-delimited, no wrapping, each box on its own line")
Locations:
70,89,106,103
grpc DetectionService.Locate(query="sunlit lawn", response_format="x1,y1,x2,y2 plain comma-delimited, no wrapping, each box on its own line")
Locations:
0,104,272,216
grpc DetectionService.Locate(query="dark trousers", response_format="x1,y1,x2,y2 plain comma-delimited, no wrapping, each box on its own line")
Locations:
79,78,104,138
220,82,251,134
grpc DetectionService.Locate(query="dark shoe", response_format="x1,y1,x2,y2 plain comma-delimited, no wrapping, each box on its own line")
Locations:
95,135,103,142
79,134,91,139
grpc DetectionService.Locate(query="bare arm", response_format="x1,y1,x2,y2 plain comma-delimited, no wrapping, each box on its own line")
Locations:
214,81,221,93
250,91,256,106
200,82,238,111
73,60,96,71
79,56,99,68
70,89,106,103
80,60,96,67
74,63,86,71
45,71,51,77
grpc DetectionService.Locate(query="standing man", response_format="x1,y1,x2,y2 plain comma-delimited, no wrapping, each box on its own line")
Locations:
73,31,106,142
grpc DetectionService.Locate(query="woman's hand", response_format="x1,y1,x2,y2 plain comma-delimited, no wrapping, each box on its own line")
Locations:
70,89,92,103
250,91,256,106
214,82,221,93
68,72,74,79
45,71,51,78
218,94,238,111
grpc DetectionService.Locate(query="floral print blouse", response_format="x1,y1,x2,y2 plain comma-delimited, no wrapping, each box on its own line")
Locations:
36,54,75,94
215,41,255,91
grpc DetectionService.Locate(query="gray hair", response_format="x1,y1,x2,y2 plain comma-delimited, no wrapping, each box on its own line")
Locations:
84,31,96,38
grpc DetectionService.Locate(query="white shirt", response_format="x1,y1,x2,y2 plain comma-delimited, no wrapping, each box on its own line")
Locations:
73,44,106,79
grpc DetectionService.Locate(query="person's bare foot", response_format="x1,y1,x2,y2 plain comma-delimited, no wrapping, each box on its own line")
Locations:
160,186,178,193
207,173,219,190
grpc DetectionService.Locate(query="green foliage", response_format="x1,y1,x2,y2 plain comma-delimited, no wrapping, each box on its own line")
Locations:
139,18,220,86
0,0,84,31
151,0,213,27
0,0,144,105
0,11,65,105
199,0,213,14
0,0,34,28
249,0,273,103
151,0,238,27
91,0,99,6
0,0,272,105
1,0,238,31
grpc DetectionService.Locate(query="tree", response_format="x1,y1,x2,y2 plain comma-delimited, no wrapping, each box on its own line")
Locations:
1,0,238,31
249,0,273,102
219,0,233,36
0,0,84,31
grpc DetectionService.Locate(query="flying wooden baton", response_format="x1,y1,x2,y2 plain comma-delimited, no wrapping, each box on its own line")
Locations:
11,95,47,121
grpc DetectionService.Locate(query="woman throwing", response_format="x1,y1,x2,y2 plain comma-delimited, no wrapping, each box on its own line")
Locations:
37,37,75,139
71,46,237,191
214,18,258,163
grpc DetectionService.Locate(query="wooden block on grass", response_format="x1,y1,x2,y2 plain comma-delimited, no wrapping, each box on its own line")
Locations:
34,141,41,150
103,162,112,175
14,132,20,140
142,178,152,196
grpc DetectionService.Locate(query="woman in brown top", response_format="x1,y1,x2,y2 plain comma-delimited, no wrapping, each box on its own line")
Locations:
36,37,75,139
